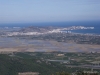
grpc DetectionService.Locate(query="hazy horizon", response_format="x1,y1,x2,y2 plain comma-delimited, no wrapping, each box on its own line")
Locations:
0,0,100,24
0,21,100,27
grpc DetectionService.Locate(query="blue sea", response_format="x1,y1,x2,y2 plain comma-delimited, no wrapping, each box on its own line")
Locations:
0,21,100,35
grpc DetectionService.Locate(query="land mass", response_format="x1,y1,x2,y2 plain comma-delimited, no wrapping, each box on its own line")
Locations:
0,26,100,53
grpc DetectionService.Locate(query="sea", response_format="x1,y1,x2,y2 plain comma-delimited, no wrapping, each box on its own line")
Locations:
0,21,100,35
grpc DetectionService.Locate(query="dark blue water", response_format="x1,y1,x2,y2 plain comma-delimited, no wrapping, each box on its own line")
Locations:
0,21,100,34
71,29,100,35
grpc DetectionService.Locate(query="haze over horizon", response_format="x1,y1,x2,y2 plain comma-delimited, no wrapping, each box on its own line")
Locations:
0,0,100,24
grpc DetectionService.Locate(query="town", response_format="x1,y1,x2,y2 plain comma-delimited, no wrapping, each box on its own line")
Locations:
0,26,100,45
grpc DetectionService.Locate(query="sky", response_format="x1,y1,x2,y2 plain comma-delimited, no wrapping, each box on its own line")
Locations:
0,0,100,23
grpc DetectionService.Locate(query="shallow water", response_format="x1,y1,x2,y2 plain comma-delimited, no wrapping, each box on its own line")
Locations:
0,37,100,52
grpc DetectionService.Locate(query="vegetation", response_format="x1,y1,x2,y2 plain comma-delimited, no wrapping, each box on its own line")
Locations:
0,53,75,75
0,52,100,75
52,71,70,75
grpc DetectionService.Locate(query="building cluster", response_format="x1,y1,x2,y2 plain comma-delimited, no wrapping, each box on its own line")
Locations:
5,26,94,36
